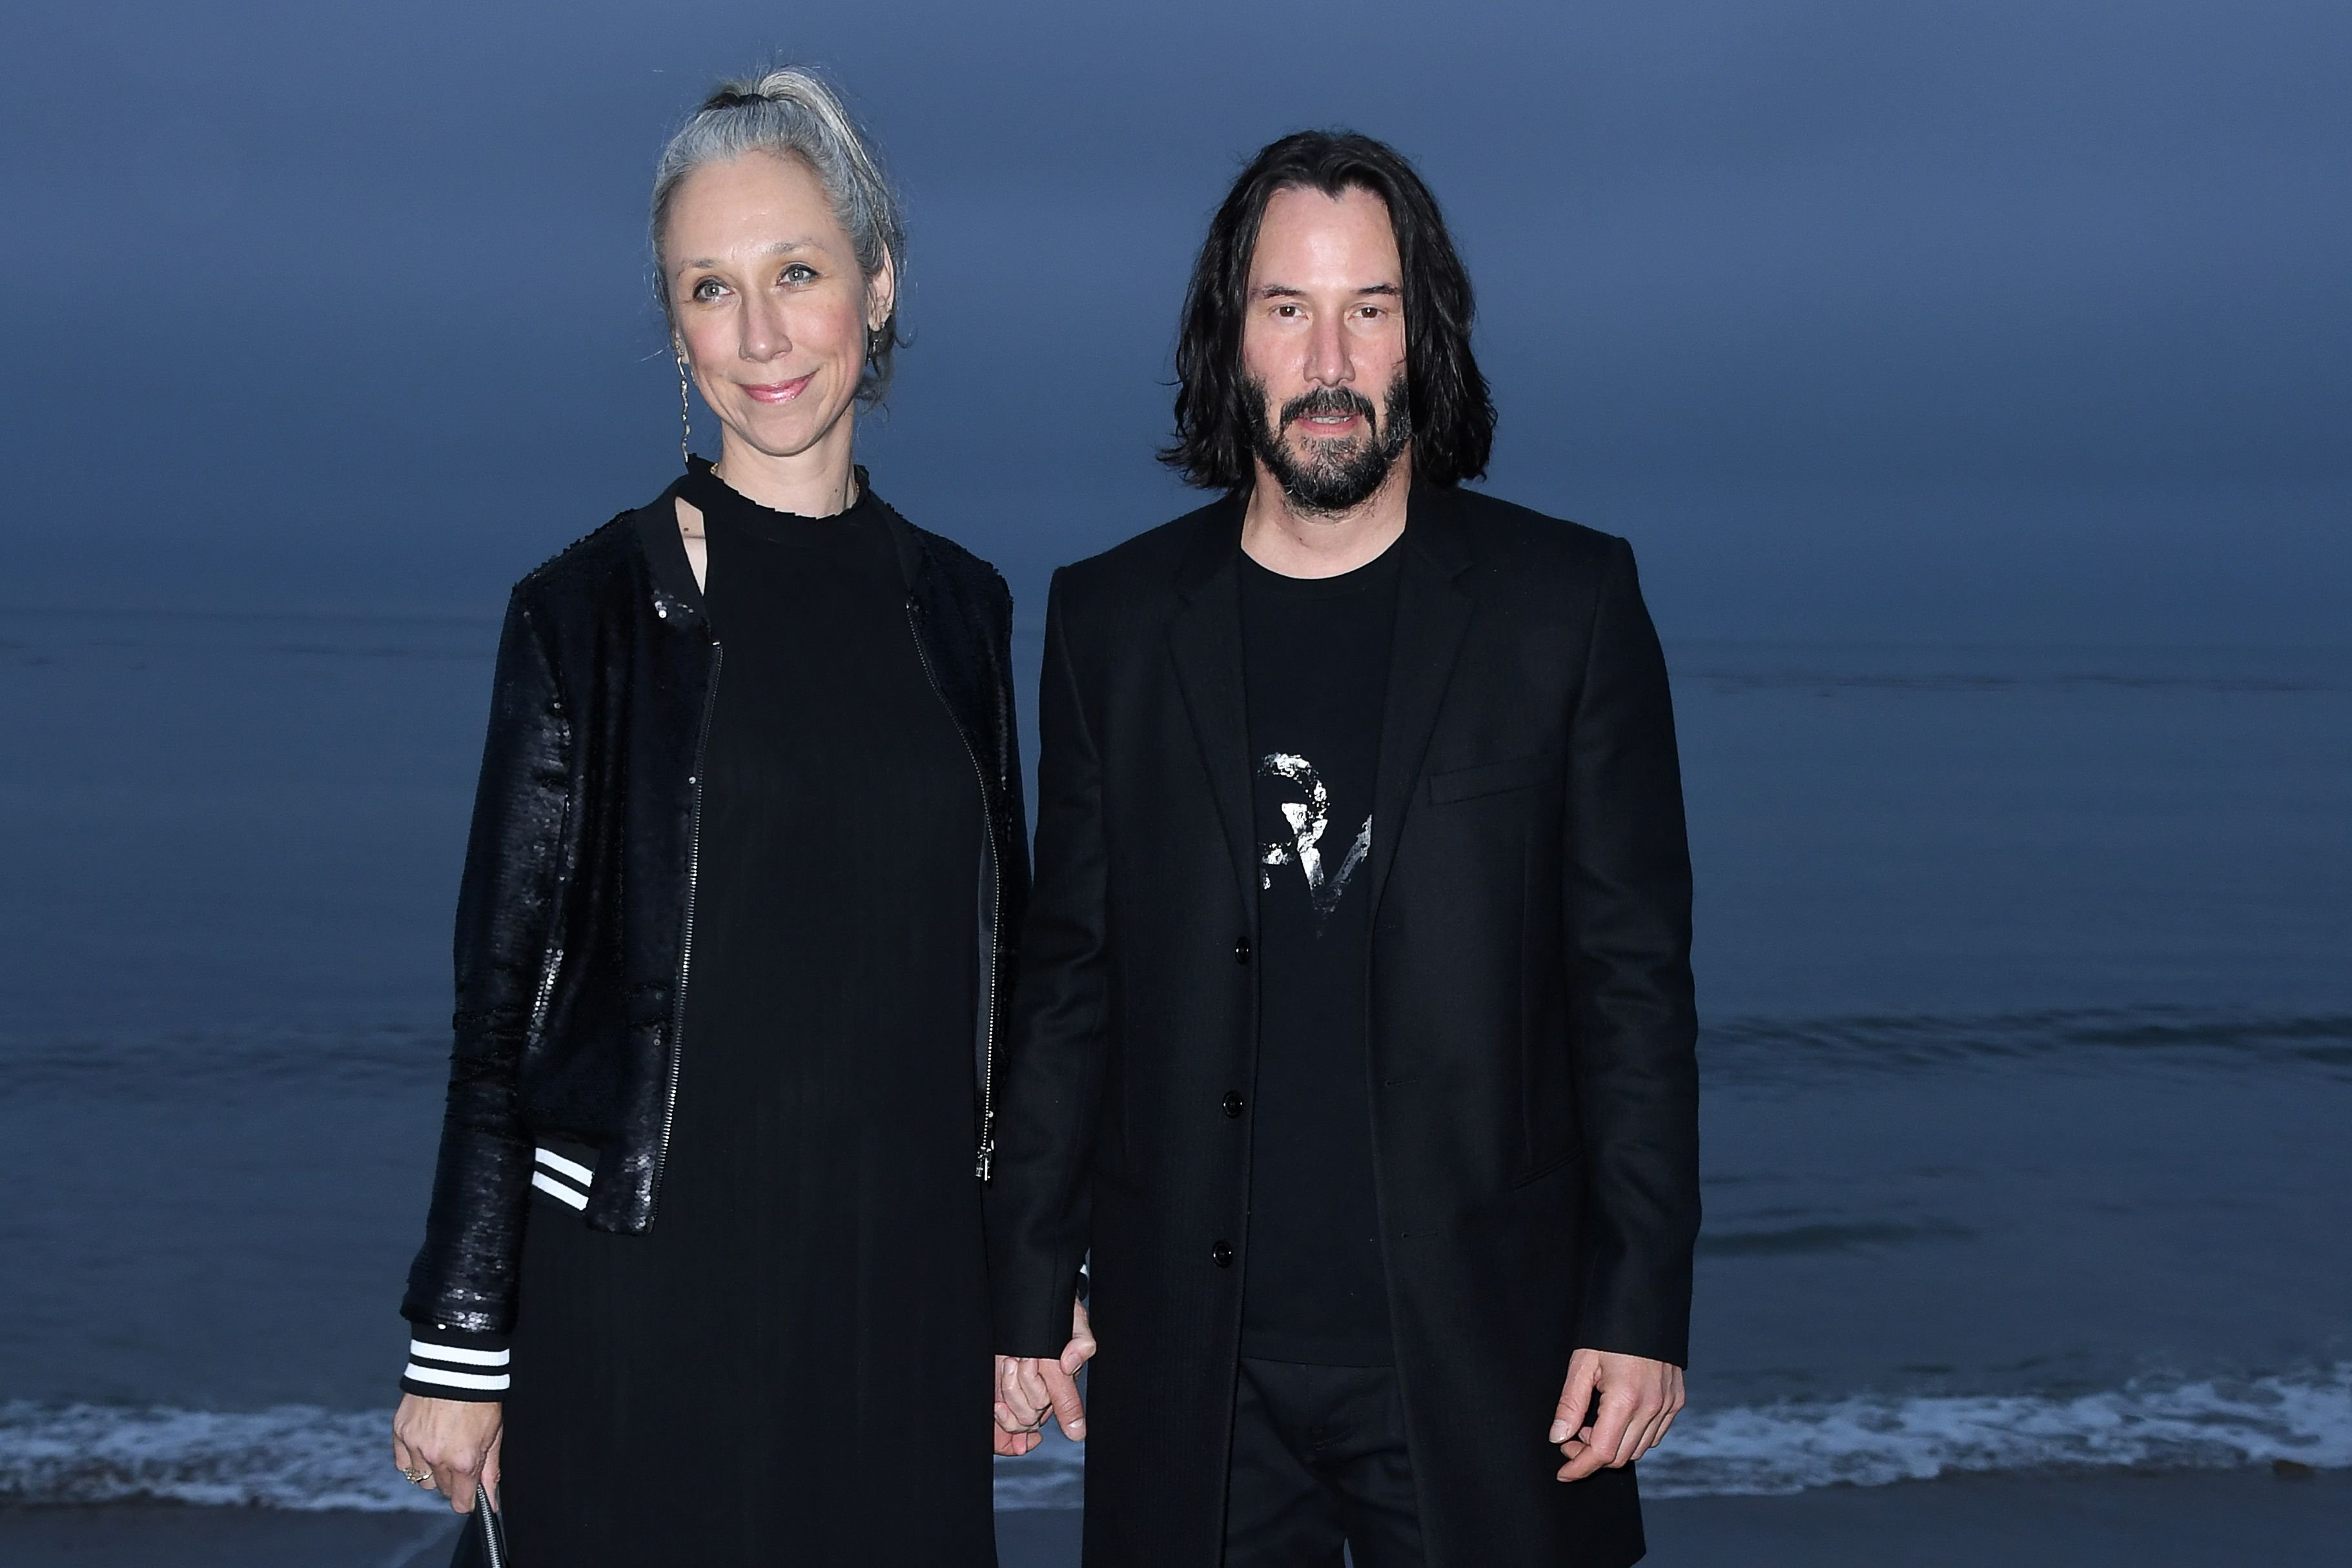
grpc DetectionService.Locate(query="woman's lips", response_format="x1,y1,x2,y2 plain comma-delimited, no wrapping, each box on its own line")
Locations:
742,374,814,405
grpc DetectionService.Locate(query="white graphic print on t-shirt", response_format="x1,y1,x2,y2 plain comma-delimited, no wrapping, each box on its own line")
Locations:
1257,751,1371,930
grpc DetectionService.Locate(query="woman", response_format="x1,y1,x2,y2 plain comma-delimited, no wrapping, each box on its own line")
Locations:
389,66,1027,1563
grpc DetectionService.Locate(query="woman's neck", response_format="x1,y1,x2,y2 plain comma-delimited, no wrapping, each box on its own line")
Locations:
710,421,859,518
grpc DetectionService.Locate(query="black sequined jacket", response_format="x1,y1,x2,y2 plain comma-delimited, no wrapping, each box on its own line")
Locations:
397,465,1027,1396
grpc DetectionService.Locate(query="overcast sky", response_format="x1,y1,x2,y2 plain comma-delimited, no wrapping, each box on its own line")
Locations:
3,0,2345,640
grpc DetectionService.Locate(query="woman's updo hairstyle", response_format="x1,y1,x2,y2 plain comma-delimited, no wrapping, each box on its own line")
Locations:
651,66,907,407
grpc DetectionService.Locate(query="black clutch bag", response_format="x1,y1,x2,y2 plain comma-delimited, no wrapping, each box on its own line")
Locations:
449,1481,509,1568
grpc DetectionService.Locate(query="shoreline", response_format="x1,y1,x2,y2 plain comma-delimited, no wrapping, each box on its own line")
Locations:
1,1465,2340,1566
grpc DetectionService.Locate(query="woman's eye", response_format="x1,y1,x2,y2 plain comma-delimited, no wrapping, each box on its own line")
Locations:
782,263,817,285
690,278,726,302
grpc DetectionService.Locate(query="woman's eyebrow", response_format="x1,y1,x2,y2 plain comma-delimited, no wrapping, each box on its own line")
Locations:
672,238,826,274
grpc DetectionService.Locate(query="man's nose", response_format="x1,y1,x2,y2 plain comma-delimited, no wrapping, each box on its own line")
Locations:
1303,312,1351,387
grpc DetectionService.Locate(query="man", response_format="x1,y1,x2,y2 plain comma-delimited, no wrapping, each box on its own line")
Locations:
989,130,1699,1567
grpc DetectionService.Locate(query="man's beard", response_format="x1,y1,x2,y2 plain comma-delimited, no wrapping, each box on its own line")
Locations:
1245,376,1413,514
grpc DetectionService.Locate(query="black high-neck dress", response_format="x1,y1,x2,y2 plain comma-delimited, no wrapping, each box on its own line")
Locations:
496,471,997,1563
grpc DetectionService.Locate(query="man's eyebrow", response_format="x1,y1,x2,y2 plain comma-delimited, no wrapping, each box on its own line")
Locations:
1249,281,1404,298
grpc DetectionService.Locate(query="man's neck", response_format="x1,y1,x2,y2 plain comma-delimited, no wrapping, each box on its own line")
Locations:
1238,452,1413,580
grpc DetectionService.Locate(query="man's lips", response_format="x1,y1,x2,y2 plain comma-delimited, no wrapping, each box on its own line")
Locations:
741,374,814,405
1293,411,1364,434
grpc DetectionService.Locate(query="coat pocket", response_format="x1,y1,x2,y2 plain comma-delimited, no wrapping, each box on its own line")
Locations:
1511,1144,1579,1189
1427,753,1546,806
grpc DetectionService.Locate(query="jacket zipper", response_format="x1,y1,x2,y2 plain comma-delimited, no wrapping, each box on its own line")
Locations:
905,598,1001,1181
651,638,724,1219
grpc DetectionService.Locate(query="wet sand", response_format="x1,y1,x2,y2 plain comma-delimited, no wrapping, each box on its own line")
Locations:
1,1466,2342,1565
1641,1465,2349,1565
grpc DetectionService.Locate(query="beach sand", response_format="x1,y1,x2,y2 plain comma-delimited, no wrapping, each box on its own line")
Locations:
1641,1466,2349,1564
1,1466,2342,1565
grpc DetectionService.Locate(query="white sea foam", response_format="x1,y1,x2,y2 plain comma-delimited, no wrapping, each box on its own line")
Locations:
4,1365,2346,1512
1639,1363,2352,1497
0,1403,442,1512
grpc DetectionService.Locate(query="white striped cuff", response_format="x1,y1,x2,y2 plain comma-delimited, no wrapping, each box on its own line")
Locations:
402,1334,511,1401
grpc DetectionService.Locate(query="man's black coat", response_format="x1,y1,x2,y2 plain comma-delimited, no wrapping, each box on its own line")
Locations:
987,481,1700,1568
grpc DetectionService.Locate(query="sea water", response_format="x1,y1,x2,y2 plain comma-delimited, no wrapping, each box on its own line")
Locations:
1,610,2346,1509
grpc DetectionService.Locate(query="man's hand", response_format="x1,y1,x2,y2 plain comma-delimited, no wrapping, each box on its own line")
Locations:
391,1394,503,1513
1549,1349,1684,1481
994,1296,1097,1450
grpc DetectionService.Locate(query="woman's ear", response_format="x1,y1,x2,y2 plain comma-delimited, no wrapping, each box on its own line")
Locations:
865,251,898,338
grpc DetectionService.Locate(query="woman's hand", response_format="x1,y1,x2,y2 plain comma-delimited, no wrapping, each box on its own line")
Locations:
994,1296,1097,1450
991,1368,1041,1456
392,1394,504,1513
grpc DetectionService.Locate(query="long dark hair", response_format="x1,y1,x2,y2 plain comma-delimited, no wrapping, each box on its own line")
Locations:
1160,130,1495,491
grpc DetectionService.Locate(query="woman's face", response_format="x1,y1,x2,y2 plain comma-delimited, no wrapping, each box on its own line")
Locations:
664,150,889,465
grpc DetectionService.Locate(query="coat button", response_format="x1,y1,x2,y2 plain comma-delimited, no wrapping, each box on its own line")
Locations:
1211,1241,1234,1268
1222,1092,1245,1119
1234,937,1251,965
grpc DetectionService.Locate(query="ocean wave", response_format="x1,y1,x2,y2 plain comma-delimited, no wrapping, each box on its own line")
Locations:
0,1404,440,1512
12,1007,2346,1097
1693,1218,1977,1258
1683,667,2340,695
994,1430,1087,1510
1664,644,2351,697
0,1401,1085,1514
1641,1362,2352,1496
6,1365,2344,1512
1703,1006,2352,1086
0,1025,445,1094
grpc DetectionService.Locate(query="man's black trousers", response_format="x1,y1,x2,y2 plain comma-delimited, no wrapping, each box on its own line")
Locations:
1222,1358,1424,1567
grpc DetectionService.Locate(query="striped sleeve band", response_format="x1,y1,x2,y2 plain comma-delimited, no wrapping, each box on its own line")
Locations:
529,1144,594,1211
402,1323,511,1401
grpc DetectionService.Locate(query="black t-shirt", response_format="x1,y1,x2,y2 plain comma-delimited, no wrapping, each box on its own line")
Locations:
1236,540,1402,1366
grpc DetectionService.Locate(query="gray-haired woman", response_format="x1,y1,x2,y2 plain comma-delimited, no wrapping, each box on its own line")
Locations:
388,66,1028,1563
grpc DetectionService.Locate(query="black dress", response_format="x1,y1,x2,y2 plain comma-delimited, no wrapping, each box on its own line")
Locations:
498,476,997,1564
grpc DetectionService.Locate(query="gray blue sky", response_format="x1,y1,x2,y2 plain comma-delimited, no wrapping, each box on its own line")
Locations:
3,0,2345,640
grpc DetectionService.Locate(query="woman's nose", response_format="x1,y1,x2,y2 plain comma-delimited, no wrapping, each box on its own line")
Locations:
739,295,792,361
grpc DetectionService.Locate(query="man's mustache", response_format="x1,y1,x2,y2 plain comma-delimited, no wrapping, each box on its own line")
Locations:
1278,387,1379,429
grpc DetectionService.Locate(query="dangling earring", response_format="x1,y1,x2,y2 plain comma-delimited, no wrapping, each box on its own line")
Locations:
676,352,693,467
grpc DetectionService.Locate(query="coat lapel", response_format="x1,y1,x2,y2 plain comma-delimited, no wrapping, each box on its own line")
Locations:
1366,484,1475,914
1166,502,1259,910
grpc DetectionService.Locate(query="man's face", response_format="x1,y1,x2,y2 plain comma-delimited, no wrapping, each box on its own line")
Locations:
1240,183,1412,514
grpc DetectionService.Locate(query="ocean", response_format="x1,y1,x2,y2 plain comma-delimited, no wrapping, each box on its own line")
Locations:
1,607,2346,1514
